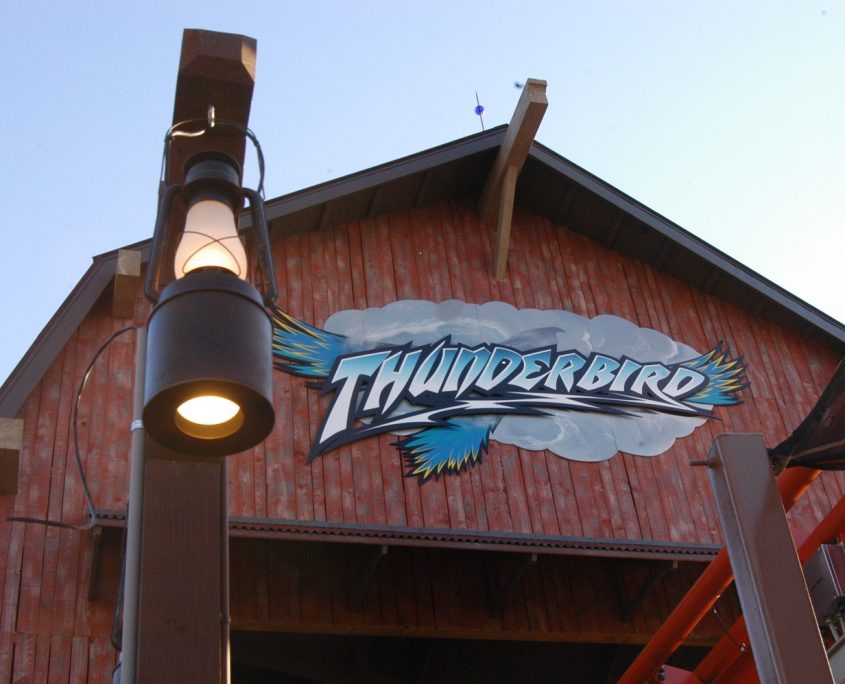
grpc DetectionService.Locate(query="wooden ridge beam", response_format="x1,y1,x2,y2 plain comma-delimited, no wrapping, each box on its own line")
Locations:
479,79,548,225
478,78,547,279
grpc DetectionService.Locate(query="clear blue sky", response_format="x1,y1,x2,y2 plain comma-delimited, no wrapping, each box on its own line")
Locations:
1,1,843,385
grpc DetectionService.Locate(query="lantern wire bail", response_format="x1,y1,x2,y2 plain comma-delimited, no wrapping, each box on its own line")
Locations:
159,104,266,199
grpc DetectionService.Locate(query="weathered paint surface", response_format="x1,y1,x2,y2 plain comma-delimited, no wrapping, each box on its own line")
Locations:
0,199,841,676
245,200,841,540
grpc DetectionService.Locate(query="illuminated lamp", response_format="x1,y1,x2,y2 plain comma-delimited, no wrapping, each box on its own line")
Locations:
143,149,277,456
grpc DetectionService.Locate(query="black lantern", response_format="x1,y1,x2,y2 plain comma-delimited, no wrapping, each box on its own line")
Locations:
143,148,277,457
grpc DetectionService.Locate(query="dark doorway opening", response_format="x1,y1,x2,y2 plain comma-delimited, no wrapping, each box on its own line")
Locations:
231,630,706,683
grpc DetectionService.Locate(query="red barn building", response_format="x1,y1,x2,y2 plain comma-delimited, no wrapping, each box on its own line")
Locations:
0,36,843,684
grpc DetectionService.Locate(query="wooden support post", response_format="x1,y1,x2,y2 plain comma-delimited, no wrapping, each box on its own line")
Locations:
112,249,142,319
492,165,518,280
706,434,833,683
0,417,23,494
478,78,547,279
130,29,256,684
136,443,228,682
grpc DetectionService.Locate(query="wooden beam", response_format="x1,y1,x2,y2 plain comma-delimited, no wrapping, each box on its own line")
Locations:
478,78,547,226
0,417,23,494
493,165,518,279
112,249,141,319
167,29,256,186
137,444,228,683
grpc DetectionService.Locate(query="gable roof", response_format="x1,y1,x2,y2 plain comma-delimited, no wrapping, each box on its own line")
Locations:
2,127,842,418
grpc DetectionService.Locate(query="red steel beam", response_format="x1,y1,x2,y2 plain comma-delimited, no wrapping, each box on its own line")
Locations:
617,466,820,684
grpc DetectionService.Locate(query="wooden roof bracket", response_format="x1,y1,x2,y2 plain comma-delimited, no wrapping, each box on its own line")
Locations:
111,249,141,319
614,559,678,624
0,418,23,494
478,78,548,280
486,552,538,618
351,544,389,611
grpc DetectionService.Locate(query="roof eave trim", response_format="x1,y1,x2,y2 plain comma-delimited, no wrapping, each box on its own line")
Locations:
0,243,151,418
529,143,845,346
260,126,507,226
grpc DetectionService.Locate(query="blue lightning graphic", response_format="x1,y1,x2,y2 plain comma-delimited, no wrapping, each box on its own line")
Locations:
681,343,747,406
398,417,495,481
271,306,347,378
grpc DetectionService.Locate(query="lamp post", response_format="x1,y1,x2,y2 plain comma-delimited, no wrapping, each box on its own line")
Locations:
119,29,270,684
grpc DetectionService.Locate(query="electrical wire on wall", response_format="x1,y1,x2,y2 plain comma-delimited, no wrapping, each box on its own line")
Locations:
7,325,137,530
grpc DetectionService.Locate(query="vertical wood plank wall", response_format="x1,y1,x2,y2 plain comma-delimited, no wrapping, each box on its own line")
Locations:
246,198,842,540
0,198,840,677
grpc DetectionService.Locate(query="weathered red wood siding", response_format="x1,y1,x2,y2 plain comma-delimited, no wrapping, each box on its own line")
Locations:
0,197,841,676
232,198,842,542
0,297,133,681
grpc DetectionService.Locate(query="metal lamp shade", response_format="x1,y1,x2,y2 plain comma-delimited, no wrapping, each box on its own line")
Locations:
143,270,274,456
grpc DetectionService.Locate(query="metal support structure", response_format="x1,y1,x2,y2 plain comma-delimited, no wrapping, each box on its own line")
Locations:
696,471,845,680
705,433,833,683
618,465,820,684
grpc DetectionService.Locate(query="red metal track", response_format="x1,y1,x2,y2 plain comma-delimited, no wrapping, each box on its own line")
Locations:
617,466,821,684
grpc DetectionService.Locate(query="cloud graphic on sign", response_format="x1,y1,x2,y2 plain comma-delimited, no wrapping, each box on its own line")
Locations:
319,300,710,463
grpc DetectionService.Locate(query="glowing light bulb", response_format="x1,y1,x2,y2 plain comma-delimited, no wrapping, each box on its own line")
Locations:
174,200,247,278
177,396,240,425
175,395,244,440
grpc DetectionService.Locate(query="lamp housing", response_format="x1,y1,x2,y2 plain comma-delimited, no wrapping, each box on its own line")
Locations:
142,269,274,457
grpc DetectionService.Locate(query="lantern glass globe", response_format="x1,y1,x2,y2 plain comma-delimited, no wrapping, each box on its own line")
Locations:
174,199,247,278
